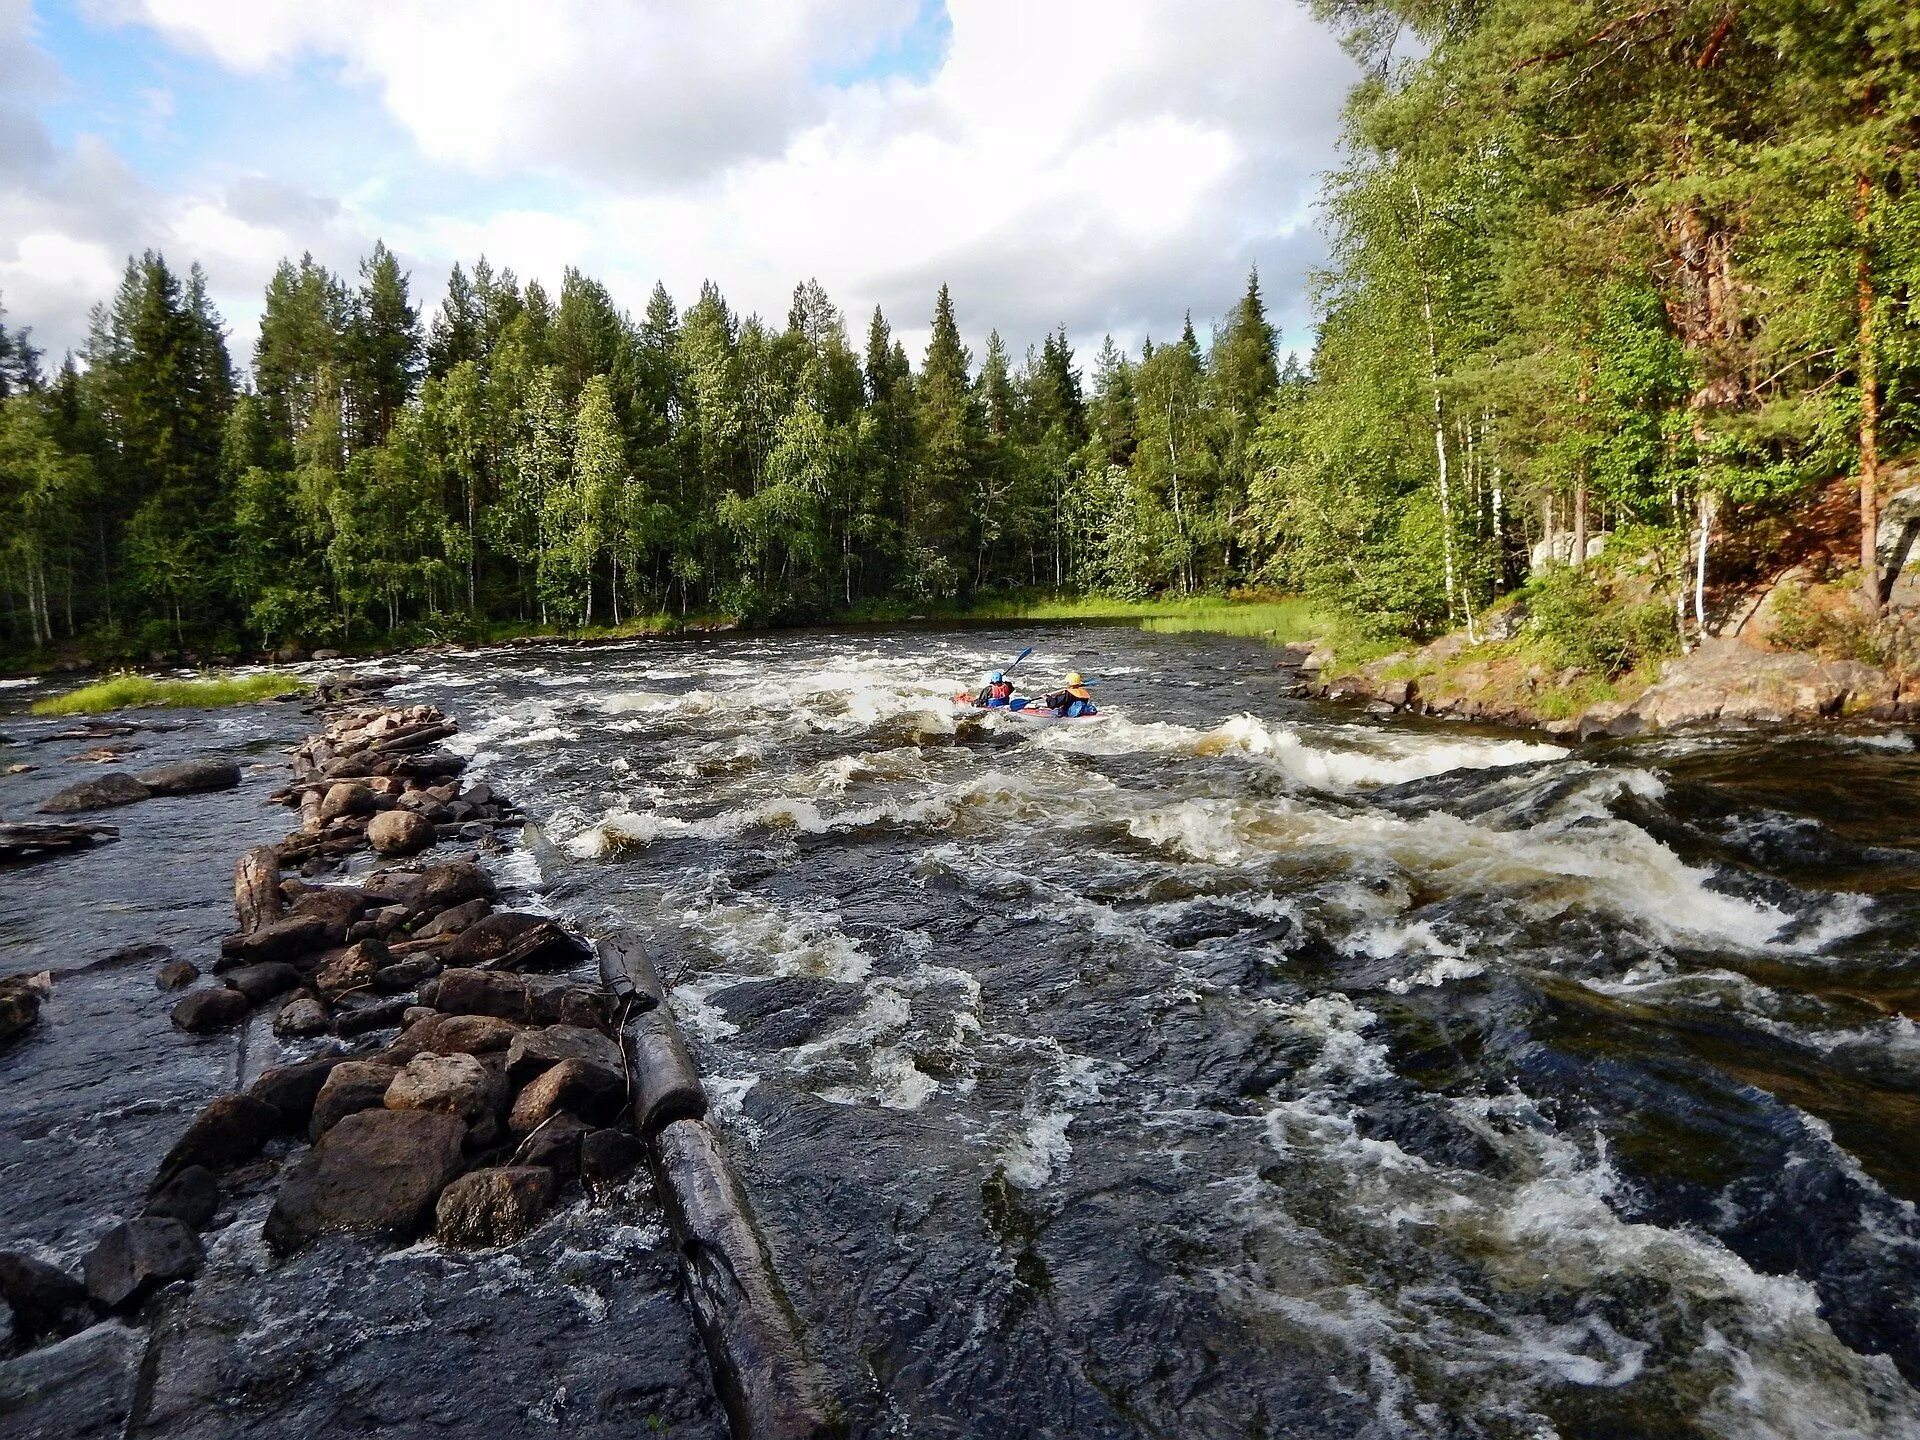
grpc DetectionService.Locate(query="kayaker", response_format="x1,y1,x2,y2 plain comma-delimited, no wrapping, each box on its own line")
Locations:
1039,671,1097,717
971,670,1015,708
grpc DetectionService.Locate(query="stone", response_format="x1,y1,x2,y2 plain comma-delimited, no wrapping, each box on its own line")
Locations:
265,1108,468,1254
223,961,302,1005
445,911,585,971
309,1060,401,1140
331,995,415,1037
155,1094,282,1185
143,1165,218,1230
580,1128,643,1183
0,971,51,1046
383,1012,520,1063
367,809,434,857
246,1055,351,1129
314,940,386,1001
418,860,496,910
435,1166,555,1248
508,1057,627,1132
372,956,442,994
134,757,241,795
384,1052,500,1128
511,1113,589,1179
37,771,149,814
287,885,369,938
505,1024,625,1087
425,968,609,1030
318,781,377,823
413,897,491,939
171,987,250,1033
82,1218,202,1310
217,914,329,967
154,958,200,991
273,996,330,1037
402,1005,436,1027
0,1252,95,1344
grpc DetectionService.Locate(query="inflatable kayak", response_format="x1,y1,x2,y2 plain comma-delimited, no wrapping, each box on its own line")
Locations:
950,693,1104,722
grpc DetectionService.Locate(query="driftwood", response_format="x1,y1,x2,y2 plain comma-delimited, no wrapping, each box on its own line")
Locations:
234,846,282,933
0,822,119,860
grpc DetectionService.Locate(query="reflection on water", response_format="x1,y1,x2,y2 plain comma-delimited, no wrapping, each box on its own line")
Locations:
380,625,1920,1439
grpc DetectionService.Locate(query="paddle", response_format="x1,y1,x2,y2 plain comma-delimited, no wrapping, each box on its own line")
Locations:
1004,646,1035,675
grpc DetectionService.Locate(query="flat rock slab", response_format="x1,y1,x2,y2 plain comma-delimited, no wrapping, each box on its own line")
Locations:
266,1107,467,1253
0,1319,146,1440
135,758,241,795
37,772,150,814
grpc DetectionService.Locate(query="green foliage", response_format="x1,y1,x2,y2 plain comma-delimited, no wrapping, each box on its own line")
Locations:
32,671,307,715
1522,567,1679,678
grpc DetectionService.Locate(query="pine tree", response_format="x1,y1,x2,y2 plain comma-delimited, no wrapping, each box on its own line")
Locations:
345,241,421,451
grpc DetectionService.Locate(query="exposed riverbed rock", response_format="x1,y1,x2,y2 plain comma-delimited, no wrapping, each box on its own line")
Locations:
170,986,250,1034
367,809,434,857
135,757,241,795
314,940,386,1001
434,1166,555,1248
155,1094,282,1185
217,914,329,967
445,911,585,970
384,1051,501,1130
1617,645,1900,731
82,1217,203,1310
0,1252,95,1345
508,1056,626,1131
0,970,51,1047
223,961,302,1005
317,781,377,822
265,1108,468,1253
144,1165,219,1230
506,1024,625,1086
154,958,199,991
512,1113,589,1178
246,1055,353,1130
37,771,149,813
384,1011,521,1062
308,1060,401,1140
272,995,329,1036
414,896,491,939
424,968,609,1030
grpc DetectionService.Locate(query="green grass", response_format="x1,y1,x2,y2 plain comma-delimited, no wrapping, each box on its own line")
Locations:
31,672,309,716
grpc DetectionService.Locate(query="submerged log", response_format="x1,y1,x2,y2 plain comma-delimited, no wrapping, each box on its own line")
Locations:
0,822,119,861
650,1118,840,1440
234,846,282,933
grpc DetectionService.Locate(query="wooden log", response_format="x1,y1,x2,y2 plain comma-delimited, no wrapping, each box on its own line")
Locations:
234,846,283,934
596,930,666,1010
649,1119,840,1440
625,1006,706,1137
298,788,323,834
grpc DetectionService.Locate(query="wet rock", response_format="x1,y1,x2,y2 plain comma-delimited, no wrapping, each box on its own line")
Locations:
265,1108,468,1254
273,995,329,1036
382,1011,521,1065
397,792,453,824
414,896,490,939
505,1024,625,1087
317,781,376,823
509,1057,626,1131
372,955,442,994
425,967,609,1029
37,771,150,813
82,1218,203,1310
445,911,585,970
144,1165,219,1230
0,1252,94,1344
367,809,434,856
135,757,241,795
170,987,250,1033
155,1094,282,1184
435,1166,555,1248
385,1052,501,1129
154,958,200,991
402,1004,436,1027
331,995,416,1037
511,1112,589,1179
0,970,51,1046
223,961,302,1005
309,1060,401,1140
581,1128,643,1183
419,860,495,911
314,939,385,1001
286,884,369,938
217,914,329,967
360,869,429,908
246,1055,351,1130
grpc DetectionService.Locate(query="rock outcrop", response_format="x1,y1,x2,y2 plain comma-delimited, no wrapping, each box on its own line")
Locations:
265,1108,468,1253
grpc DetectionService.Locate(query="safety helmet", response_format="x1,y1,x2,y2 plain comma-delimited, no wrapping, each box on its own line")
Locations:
1065,671,1083,686
989,670,1004,683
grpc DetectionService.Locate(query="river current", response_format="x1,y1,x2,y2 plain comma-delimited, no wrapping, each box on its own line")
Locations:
5,624,1920,1438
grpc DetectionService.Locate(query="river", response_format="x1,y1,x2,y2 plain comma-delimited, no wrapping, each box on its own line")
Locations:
4,624,1919,1438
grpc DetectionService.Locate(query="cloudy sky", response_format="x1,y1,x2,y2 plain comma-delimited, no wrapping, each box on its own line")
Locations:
0,0,1360,374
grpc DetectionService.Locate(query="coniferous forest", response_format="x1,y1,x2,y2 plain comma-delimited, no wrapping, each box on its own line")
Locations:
0,0,1915,665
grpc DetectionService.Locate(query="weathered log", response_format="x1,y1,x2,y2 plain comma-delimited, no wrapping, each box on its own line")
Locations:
367,721,458,754
625,1005,706,1137
234,846,282,933
650,1119,840,1440
596,930,666,1010
0,822,119,860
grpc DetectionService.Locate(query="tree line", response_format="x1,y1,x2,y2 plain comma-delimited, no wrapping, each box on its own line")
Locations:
0,246,1283,658
1256,0,1920,657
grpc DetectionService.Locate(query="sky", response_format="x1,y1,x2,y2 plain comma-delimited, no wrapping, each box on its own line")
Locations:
0,0,1361,375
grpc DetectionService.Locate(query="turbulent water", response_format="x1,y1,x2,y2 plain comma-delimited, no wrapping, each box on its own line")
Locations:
363,624,1916,1440
5,624,1920,1439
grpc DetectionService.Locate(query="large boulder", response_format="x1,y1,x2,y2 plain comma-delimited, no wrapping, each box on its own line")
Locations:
445,912,585,970
135,757,241,796
264,1108,468,1254
0,971,51,1047
223,961,302,1005
246,1055,352,1130
37,772,149,814
367,809,434,857
435,1166,555,1248
505,1024,624,1087
508,1056,626,1131
308,1060,401,1140
82,1218,203,1310
317,781,377,823
217,914,330,967
170,987,250,1034
1623,643,1899,730
143,1165,219,1230
0,1252,94,1344
286,885,369,939
424,968,609,1030
384,1052,501,1129
383,1012,520,1063
418,860,496,911
154,1094,281,1185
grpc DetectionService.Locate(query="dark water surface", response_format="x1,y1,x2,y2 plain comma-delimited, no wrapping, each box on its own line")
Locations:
4,627,1920,1438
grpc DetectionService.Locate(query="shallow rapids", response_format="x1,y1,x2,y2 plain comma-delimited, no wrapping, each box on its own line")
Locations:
387,625,1920,1438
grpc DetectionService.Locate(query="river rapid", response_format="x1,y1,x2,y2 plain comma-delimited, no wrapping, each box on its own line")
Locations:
5,623,1920,1439
363,623,1914,1440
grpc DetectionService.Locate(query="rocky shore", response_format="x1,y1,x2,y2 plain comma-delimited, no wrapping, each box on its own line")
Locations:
0,678,837,1439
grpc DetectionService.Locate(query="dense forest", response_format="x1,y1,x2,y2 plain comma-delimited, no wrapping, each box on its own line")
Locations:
0,0,1914,667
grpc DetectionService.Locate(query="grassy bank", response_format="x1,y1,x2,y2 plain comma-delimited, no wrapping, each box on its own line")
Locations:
31,672,309,717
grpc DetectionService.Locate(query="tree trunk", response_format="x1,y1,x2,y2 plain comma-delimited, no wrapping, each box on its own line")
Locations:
1693,491,1717,642
234,846,283,933
1413,185,1463,633
1573,366,1591,567
1857,170,1882,615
